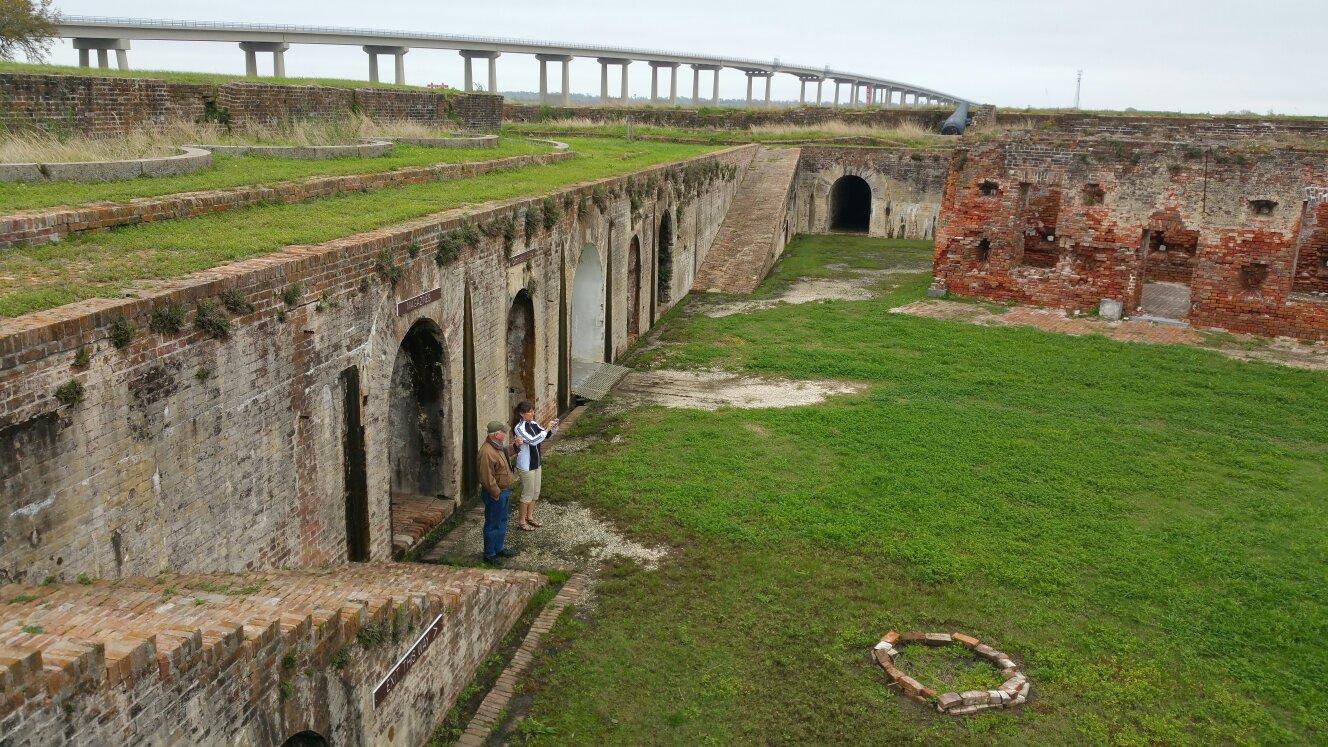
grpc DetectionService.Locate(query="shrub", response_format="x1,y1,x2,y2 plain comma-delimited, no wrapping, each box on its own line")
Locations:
592,184,610,212
195,366,212,383
524,204,542,238
193,300,230,340
407,241,421,259
456,220,481,248
109,316,135,349
543,196,563,230
220,288,253,315
54,380,83,406
72,347,90,369
436,232,461,265
374,248,401,285
149,304,186,334
282,283,301,308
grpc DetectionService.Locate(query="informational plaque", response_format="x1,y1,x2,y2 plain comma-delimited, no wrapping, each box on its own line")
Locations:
396,287,441,316
373,613,445,708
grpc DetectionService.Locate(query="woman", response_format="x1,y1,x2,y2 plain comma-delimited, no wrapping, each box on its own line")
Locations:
512,400,559,531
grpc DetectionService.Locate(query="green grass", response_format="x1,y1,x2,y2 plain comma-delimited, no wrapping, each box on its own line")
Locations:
0,138,718,317
0,139,550,212
515,235,1328,744
0,60,449,92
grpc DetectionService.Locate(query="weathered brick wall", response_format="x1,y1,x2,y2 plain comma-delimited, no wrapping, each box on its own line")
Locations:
793,146,952,239
989,111,1328,142
934,133,1328,340
0,73,498,136
1,565,542,746
505,102,953,131
0,145,755,585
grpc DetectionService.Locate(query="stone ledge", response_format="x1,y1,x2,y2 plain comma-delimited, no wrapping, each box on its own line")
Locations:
873,629,1029,714
0,146,212,183
191,140,394,160
388,134,498,149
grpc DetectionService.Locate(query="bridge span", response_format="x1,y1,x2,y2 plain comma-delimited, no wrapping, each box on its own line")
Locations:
56,15,971,110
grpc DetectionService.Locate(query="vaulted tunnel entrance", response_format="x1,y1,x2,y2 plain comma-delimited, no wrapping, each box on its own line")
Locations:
506,290,536,412
627,235,642,338
570,244,605,364
830,175,871,233
388,320,448,502
656,211,674,308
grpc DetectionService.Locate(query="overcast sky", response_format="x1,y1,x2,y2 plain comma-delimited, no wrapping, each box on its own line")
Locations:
45,0,1328,115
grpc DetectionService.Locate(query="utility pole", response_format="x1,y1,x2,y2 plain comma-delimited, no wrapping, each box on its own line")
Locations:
1074,69,1083,109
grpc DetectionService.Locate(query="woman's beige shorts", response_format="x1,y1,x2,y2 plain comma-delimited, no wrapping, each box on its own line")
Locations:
517,467,542,504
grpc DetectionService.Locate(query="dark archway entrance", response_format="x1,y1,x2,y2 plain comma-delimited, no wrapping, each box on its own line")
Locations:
388,320,448,503
627,235,642,338
340,366,369,562
281,731,328,747
656,211,674,309
830,175,871,232
506,290,535,412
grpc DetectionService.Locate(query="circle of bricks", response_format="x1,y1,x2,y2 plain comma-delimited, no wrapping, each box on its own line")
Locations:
873,630,1029,715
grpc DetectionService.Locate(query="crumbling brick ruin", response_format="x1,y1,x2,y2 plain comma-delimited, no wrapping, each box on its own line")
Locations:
934,133,1328,340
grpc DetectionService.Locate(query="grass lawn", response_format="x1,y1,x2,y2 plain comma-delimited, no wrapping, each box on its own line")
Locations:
0,60,447,92
516,234,1327,744
0,139,551,212
0,138,717,317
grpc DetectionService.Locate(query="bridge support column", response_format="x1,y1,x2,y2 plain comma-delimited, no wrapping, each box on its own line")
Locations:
73,38,130,71
364,46,408,85
649,62,678,105
796,75,821,106
816,78,823,105
460,50,499,93
690,64,719,106
597,58,630,104
239,42,289,78
620,60,630,103
691,65,700,103
712,67,720,105
535,54,572,106
744,73,753,108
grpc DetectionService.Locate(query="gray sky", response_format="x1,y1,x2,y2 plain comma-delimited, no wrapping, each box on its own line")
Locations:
47,1,1328,114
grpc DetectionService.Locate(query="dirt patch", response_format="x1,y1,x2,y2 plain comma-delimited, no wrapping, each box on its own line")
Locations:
607,368,865,412
892,299,1328,371
425,500,667,573
704,266,921,318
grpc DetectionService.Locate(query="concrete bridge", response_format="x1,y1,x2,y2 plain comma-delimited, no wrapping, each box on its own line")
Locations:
57,15,971,109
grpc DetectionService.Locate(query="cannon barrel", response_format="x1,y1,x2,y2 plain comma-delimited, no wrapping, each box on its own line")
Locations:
941,102,971,135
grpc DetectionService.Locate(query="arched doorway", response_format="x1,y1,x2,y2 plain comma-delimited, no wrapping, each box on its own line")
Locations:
340,366,369,562
829,175,871,233
570,244,605,364
388,320,448,503
506,290,535,412
656,211,674,307
627,235,642,338
281,732,328,747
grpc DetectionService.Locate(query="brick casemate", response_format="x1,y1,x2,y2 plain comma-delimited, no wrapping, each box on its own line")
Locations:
0,145,755,585
794,145,952,240
0,73,503,137
0,563,543,744
934,133,1328,341
0,149,573,248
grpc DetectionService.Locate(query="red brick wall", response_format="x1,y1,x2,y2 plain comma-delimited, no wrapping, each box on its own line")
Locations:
0,73,500,136
505,102,953,131
935,134,1328,340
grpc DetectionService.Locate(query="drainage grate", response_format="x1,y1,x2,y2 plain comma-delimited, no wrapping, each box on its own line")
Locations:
1140,282,1191,320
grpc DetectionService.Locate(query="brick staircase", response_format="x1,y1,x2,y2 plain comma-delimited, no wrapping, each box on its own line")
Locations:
694,146,801,294
0,563,543,743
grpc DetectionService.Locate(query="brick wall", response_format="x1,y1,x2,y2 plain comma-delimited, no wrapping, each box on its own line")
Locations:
793,146,953,239
0,145,755,585
505,102,953,131
0,73,501,136
934,133,1328,340
0,564,542,745
990,111,1328,142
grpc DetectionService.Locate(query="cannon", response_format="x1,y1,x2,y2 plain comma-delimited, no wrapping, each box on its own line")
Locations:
941,102,971,135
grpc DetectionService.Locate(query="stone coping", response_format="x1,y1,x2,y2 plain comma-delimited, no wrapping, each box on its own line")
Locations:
873,630,1029,715
525,137,571,151
190,139,394,160
386,134,499,149
0,146,212,183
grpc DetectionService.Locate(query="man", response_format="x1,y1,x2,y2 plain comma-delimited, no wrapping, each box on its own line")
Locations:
478,420,519,565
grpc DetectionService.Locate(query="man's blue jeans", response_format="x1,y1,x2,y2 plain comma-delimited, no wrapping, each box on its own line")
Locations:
482,488,510,559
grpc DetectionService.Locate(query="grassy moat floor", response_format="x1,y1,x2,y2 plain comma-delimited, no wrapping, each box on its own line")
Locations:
512,235,1326,744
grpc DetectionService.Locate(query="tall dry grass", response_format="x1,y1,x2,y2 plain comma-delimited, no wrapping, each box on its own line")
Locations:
0,114,463,163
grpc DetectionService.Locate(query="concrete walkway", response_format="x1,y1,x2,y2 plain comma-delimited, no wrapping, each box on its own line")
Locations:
694,146,801,294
